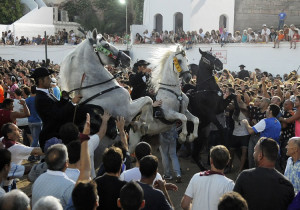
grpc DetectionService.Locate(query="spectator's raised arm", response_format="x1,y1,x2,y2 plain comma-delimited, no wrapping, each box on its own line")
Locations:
77,114,91,184
116,116,128,151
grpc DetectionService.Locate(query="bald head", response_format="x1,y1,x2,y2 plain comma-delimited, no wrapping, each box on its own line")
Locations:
0,189,30,210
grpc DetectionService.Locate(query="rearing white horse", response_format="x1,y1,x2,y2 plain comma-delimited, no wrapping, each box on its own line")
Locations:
128,46,199,153
59,29,153,129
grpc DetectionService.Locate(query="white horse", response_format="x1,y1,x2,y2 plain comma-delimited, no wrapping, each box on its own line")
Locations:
59,29,153,130
128,46,199,153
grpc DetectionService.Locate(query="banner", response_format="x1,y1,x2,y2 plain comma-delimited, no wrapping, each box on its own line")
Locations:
212,50,227,64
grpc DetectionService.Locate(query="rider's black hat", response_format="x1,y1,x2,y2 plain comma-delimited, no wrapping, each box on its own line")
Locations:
30,67,54,78
239,64,246,68
134,60,150,67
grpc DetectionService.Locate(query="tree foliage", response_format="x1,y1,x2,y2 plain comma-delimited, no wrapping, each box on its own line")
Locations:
62,0,144,35
0,0,23,24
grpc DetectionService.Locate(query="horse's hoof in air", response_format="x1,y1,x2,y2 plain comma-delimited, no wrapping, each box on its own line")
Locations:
178,133,187,144
140,123,148,135
188,135,195,142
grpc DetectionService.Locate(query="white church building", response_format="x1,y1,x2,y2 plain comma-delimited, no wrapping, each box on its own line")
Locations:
142,0,235,34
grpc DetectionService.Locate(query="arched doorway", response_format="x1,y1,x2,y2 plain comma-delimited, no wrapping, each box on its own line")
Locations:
154,14,163,33
174,12,183,33
219,15,228,32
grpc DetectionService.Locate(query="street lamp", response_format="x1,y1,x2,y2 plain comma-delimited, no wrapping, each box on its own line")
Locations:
120,0,128,49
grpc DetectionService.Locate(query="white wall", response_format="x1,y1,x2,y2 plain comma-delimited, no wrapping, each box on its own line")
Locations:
143,0,235,33
143,0,191,32
13,23,55,38
17,7,53,24
0,43,299,76
190,0,235,33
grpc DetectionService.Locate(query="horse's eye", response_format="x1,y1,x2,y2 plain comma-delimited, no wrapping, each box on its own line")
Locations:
104,43,109,48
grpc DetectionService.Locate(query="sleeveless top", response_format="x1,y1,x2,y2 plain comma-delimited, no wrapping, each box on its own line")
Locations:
0,109,14,137
295,120,300,137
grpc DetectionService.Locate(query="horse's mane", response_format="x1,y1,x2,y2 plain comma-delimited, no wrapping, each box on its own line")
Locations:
150,49,174,92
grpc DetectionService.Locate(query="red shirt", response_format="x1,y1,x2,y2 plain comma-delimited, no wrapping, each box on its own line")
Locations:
0,109,14,137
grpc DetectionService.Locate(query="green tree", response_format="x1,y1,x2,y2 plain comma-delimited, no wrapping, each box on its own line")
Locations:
0,0,23,24
63,0,145,35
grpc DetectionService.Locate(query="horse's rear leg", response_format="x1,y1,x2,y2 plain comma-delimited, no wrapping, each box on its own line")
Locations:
128,96,153,134
164,111,188,143
184,110,199,142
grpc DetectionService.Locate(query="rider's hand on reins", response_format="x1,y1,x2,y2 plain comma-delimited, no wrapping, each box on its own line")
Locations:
72,94,83,104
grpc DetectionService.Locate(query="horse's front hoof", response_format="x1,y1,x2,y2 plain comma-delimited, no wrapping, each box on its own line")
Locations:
140,123,148,135
188,134,195,142
178,133,187,144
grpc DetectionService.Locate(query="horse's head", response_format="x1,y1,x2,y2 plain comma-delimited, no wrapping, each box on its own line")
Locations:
172,46,191,84
199,48,223,71
87,29,131,68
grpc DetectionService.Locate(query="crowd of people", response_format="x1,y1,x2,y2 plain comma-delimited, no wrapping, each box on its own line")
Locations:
135,23,300,49
1,29,84,46
0,56,299,210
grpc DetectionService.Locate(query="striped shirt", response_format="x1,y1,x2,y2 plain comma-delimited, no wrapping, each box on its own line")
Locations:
284,157,300,194
32,170,75,209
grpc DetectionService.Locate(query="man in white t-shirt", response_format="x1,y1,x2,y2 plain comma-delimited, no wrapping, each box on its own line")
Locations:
181,145,234,210
143,30,151,43
120,142,162,183
261,24,271,43
1,123,43,166
1,123,43,190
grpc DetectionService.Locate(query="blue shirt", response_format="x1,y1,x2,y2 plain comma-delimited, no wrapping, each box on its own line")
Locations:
52,86,61,101
285,157,300,194
252,117,281,144
25,96,42,123
279,12,287,20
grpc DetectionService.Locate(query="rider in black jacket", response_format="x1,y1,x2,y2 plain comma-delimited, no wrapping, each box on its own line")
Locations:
129,60,151,100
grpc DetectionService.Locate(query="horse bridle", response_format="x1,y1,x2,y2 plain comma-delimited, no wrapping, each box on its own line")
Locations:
194,55,222,97
89,37,123,67
173,50,191,78
68,38,124,105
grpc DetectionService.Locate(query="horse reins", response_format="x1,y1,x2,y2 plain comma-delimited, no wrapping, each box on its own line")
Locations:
69,38,124,105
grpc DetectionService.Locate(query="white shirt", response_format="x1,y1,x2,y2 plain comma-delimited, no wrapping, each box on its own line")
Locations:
232,112,249,136
261,28,271,36
65,168,80,182
8,144,33,165
13,99,28,126
185,173,234,210
32,169,75,208
120,167,162,185
88,134,100,178
36,87,50,95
